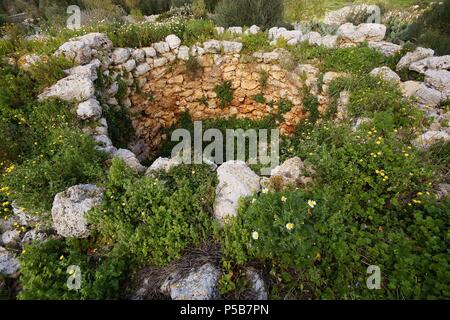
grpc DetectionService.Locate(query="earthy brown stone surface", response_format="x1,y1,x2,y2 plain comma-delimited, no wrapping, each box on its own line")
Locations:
128,53,308,158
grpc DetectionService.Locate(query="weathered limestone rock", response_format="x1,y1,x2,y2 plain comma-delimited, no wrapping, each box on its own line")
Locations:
21,229,47,244
370,66,401,82
145,157,170,176
55,32,112,65
424,69,450,100
368,41,402,56
113,149,147,175
64,59,101,81
396,47,434,71
409,55,450,74
337,23,386,43
177,46,190,61
400,80,422,98
0,247,20,276
246,268,268,300
203,40,222,53
246,25,260,35
76,98,102,120
132,49,146,63
165,34,181,50
135,63,151,76
214,161,260,223
161,263,221,300
153,41,170,54
123,59,137,72
38,75,95,102
1,230,20,247
324,4,380,25
222,41,242,54
18,54,42,71
143,47,156,58
413,130,450,149
112,48,131,64
414,83,443,107
228,27,243,35
51,184,104,238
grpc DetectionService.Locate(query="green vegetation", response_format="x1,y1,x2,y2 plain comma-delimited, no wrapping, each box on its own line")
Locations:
19,238,128,299
214,0,284,28
221,99,449,298
288,42,399,75
1,0,449,302
214,80,234,108
401,0,450,55
88,158,217,267
0,56,106,212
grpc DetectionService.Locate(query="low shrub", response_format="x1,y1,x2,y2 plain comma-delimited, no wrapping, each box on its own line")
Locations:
158,111,278,161
183,19,216,45
289,43,396,75
214,80,234,108
87,158,216,267
2,123,106,212
18,238,129,300
241,32,271,53
328,74,423,127
214,0,283,29
402,0,450,55
223,119,449,299
28,56,74,92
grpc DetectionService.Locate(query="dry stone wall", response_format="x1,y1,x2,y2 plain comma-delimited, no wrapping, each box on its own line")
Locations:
126,49,308,160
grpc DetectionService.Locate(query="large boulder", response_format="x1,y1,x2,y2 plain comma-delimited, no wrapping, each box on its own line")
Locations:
409,55,450,74
424,69,450,100
55,32,112,65
368,41,402,56
51,184,104,238
38,75,95,102
324,4,380,25
414,83,443,107
370,66,400,82
413,130,450,149
113,149,147,175
160,263,221,300
337,23,386,43
396,47,434,71
271,157,305,181
214,161,260,223
0,247,20,276
269,28,303,45
400,80,422,98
